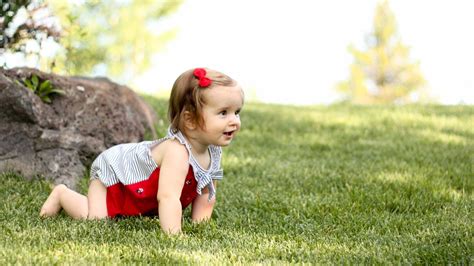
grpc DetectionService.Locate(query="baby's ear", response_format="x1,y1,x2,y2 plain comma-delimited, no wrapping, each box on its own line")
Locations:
183,111,197,130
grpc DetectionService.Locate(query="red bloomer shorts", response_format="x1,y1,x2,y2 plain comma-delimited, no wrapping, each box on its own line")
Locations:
105,166,198,217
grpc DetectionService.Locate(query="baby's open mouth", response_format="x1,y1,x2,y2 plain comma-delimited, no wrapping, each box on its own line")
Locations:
224,130,235,136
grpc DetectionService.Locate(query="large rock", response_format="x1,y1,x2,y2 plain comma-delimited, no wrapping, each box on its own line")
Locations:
0,67,157,188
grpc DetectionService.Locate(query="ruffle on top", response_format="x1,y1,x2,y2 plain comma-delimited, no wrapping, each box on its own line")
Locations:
167,127,223,201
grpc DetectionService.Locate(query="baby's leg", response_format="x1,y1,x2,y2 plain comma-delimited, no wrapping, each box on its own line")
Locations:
40,184,88,219
87,179,108,219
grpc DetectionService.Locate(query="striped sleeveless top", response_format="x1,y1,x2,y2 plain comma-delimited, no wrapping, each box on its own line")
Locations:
90,127,223,200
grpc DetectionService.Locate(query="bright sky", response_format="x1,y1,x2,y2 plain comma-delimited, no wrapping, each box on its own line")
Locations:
135,0,474,105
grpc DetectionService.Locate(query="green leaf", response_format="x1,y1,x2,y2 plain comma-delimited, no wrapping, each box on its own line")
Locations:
39,84,53,96
41,96,52,103
23,78,34,90
31,74,39,89
50,89,66,95
39,80,51,91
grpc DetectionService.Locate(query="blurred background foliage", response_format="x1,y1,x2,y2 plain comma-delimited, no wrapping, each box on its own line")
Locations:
337,0,426,104
1,0,182,82
2,0,427,104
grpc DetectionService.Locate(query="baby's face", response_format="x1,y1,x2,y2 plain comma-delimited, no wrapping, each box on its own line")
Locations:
197,85,244,146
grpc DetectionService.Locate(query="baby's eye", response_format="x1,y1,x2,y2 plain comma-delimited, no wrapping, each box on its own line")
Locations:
235,109,241,115
219,110,227,116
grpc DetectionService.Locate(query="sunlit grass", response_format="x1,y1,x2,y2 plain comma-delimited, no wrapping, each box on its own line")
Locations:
0,99,472,264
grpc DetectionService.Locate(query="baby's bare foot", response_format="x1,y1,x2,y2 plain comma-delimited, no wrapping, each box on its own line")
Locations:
40,184,66,217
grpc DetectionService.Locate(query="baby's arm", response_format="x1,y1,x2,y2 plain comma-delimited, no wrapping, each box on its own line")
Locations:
156,140,189,234
191,180,217,223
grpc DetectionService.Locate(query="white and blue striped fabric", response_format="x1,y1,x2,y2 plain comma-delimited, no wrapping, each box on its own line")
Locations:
90,127,223,200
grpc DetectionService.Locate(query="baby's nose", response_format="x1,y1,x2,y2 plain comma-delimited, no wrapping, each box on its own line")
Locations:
229,114,240,125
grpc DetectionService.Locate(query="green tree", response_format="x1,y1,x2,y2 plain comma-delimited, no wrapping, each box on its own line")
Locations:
1,0,182,82
337,0,425,104
1,0,61,65
50,0,182,81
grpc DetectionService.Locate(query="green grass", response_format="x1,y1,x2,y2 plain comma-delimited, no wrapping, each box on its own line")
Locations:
1,97,472,264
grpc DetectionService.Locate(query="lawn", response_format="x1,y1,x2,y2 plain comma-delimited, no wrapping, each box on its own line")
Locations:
0,97,472,264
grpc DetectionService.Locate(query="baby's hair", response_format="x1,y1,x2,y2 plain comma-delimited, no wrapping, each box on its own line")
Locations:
168,68,237,132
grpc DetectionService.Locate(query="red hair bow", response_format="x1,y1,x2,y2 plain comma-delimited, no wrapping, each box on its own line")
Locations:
193,68,212,87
